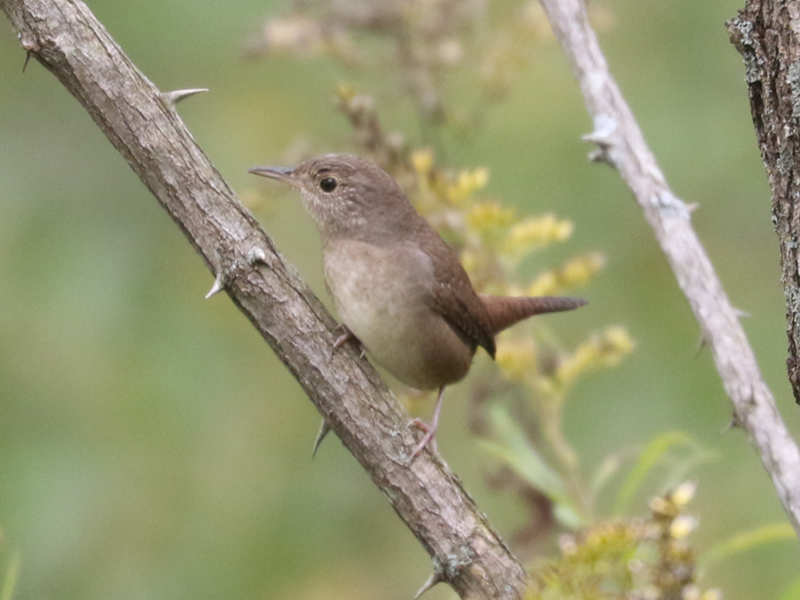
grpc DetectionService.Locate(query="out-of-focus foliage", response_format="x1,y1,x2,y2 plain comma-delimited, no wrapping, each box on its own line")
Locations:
245,0,614,128
528,483,721,600
1,0,799,599
0,531,20,600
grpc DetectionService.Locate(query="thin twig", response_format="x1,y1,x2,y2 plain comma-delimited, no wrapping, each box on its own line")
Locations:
0,1,528,596
539,0,800,536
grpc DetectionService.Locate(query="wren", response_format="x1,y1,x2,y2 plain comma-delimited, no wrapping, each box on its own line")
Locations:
250,154,585,460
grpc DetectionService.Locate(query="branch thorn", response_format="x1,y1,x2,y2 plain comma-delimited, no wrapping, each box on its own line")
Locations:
205,271,226,299
160,88,209,108
312,418,332,458
19,33,40,73
587,146,613,165
582,114,618,164
22,50,34,72
733,307,751,319
722,412,742,433
412,569,444,599
582,113,617,145
694,334,708,358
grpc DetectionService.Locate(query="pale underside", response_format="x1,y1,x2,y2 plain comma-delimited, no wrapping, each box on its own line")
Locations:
323,238,474,390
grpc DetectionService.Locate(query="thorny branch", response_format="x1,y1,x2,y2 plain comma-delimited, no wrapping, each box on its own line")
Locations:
539,0,800,537
0,0,528,597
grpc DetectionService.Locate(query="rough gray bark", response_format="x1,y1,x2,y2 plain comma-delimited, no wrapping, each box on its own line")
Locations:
0,0,528,597
539,0,800,536
728,3,800,399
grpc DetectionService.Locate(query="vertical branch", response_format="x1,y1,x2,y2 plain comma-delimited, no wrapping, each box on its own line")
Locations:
728,2,800,401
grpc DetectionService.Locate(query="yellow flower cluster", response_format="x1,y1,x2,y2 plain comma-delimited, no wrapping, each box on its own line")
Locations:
467,201,515,232
560,253,605,287
669,515,698,540
496,338,537,382
410,147,490,203
560,520,641,558
410,147,434,175
462,166,490,192
528,484,718,600
527,253,606,296
682,587,722,600
650,481,697,518
493,325,634,399
442,167,490,205
335,82,356,104
410,148,490,210
502,214,573,259
556,326,635,388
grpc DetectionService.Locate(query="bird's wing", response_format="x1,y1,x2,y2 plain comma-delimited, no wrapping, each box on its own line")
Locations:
414,228,496,358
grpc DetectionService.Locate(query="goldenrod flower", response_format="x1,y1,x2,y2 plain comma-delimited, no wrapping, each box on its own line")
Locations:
670,515,698,539
527,271,559,296
503,214,574,259
496,338,537,382
467,201,515,231
670,481,697,508
410,148,434,175
560,253,606,288
556,326,634,387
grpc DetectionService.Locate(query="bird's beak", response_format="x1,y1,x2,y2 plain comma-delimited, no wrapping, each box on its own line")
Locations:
248,165,295,185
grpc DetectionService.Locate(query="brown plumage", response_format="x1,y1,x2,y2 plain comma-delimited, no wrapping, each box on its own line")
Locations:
482,295,587,341
249,153,587,460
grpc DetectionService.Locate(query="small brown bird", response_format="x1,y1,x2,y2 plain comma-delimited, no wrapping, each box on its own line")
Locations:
250,154,585,460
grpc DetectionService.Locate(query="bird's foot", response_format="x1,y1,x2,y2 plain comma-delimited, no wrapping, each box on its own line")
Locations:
409,418,439,459
406,386,446,464
331,325,366,360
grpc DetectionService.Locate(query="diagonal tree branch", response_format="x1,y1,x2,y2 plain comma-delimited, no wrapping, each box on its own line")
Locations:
0,0,528,597
539,0,800,536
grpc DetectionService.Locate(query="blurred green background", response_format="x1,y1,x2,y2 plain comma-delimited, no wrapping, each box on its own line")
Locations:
1,1,799,598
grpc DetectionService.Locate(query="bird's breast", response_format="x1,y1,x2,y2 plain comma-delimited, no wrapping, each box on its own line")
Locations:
323,239,473,390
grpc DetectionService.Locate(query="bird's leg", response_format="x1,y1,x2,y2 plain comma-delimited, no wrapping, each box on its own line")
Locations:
409,386,446,460
331,324,366,359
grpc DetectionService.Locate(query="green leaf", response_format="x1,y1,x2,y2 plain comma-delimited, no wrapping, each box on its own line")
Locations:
0,552,20,600
589,448,635,501
552,502,583,530
476,436,564,501
701,523,796,571
778,575,800,600
660,445,718,492
613,430,696,514
477,403,585,528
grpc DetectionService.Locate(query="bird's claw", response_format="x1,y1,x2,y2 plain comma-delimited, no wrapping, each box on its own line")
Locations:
409,418,439,459
330,326,366,360
406,387,446,463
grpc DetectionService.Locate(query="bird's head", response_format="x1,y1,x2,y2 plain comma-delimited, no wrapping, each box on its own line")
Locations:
249,153,411,240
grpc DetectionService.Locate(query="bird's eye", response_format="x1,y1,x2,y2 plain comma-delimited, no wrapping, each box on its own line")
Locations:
319,177,337,193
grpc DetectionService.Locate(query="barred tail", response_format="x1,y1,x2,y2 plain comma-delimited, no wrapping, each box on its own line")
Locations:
481,295,587,335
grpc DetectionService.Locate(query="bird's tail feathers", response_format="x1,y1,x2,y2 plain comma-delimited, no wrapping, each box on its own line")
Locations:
481,295,587,334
